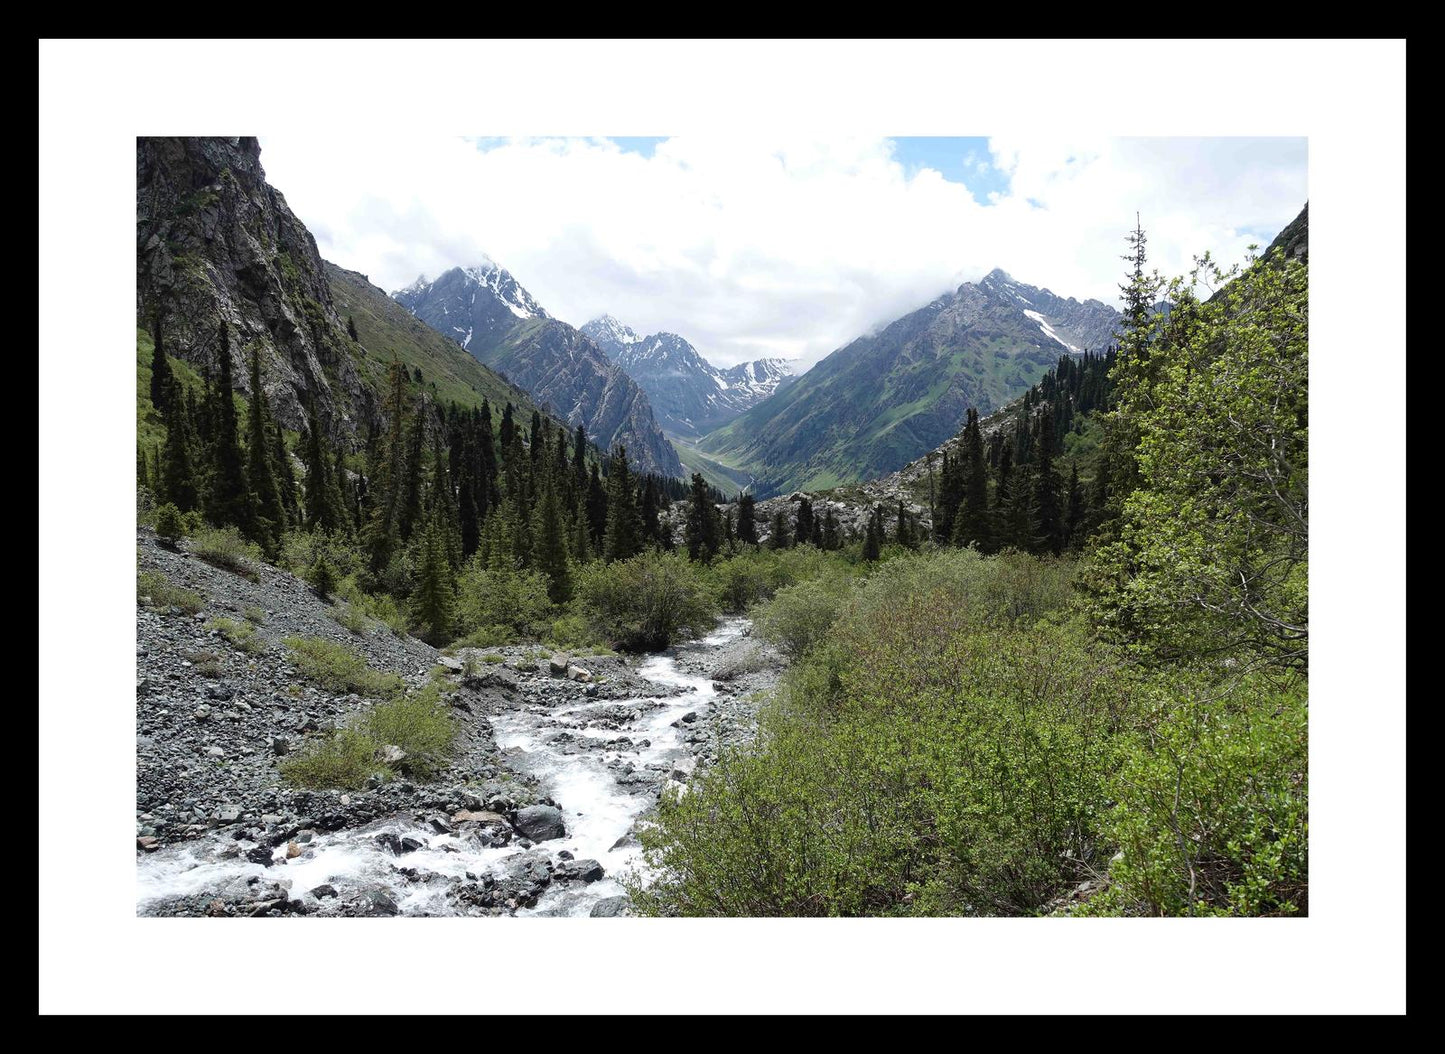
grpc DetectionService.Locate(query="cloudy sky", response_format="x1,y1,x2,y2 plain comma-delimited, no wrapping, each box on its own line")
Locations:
258,135,1307,372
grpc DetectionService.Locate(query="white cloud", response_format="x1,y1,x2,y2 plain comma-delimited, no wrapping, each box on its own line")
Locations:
258,135,1306,371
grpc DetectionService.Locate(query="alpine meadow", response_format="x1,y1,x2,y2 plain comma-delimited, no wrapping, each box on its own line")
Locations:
130,135,1308,920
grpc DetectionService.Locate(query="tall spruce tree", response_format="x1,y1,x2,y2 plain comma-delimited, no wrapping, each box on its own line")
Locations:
684,472,722,561
895,499,917,549
821,507,841,551
862,505,884,561
952,408,992,552
736,492,758,545
149,314,175,417
272,419,299,528
795,497,815,548
159,391,199,512
205,325,254,536
409,511,457,645
586,462,608,547
601,446,643,563
1065,460,1088,550
1033,412,1065,555
768,506,791,550
531,466,572,603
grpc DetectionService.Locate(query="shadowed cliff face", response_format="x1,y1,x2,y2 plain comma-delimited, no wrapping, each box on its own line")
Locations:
136,136,370,439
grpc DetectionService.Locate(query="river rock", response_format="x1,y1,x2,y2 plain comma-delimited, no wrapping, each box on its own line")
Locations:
309,883,338,899
378,745,407,765
548,656,569,677
438,655,464,673
216,805,242,823
669,757,697,781
556,858,604,883
358,890,399,916
566,665,592,683
589,896,631,917
513,804,566,842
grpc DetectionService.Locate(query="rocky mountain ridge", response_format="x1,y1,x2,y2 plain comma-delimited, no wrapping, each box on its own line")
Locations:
392,269,682,476
581,316,796,439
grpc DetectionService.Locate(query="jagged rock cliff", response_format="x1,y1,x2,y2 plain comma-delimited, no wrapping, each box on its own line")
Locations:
136,136,370,438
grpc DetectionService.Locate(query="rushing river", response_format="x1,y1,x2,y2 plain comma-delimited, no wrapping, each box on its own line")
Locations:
136,618,749,917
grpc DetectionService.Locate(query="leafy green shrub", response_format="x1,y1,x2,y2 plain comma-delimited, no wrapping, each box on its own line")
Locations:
207,616,264,655
279,728,381,790
450,625,517,650
242,605,266,624
752,574,855,660
154,503,185,547
544,611,608,652
630,588,1141,916
454,559,553,641
1081,676,1309,917
706,546,847,614
191,527,263,579
138,570,203,615
283,636,403,699
480,652,505,664
361,688,455,779
577,550,719,652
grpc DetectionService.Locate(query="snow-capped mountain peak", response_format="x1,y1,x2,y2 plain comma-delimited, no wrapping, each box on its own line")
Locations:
580,315,645,358
390,256,548,353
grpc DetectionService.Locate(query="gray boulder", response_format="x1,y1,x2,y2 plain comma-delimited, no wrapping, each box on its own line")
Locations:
512,804,566,842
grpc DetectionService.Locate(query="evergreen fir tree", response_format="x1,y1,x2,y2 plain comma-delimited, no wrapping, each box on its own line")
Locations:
641,476,663,547
149,314,175,417
586,462,608,547
531,467,572,603
952,408,992,552
1033,413,1065,555
159,391,199,512
1065,460,1088,551
346,315,359,343
862,505,884,561
409,512,457,645
736,492,758,545
602,447,643,563
821,507,841,551
272,419,299,528
768,506,791,550
205,325,254,536
571,494,592,564
896,500,917,549
795,497,815,548
684,472,722,561
499,402,515,451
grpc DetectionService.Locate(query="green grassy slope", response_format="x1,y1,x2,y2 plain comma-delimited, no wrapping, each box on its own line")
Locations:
325,263,550,423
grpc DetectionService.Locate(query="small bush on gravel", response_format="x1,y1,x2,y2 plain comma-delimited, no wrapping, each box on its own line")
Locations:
138,570,203,615
278,728,381,790
283,636,403,699
242,606,266,624
330,604,369,635
307,552,338,600
480,652,504,664
207,616,264,655
154,503,186,547
191,527,263,579
279,689,455,789
362,688,455,779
